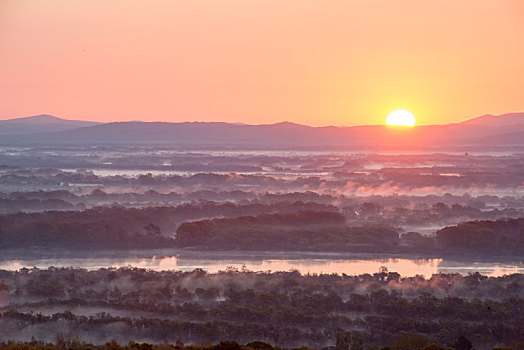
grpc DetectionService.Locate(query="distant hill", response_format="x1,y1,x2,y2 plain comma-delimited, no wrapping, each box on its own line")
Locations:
458,112,524,127
471,130,524,145
0,114,100,135
0,113,523,148
1,121,357,146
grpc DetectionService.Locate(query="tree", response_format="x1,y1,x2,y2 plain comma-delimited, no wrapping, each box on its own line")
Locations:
392,334,429,350
422,345,445,350
453,336,472,350
335,332,364,350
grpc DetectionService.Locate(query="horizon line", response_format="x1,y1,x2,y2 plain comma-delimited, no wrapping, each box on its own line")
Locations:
0,112,523,128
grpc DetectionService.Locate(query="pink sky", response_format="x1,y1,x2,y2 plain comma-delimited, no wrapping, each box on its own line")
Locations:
1,0,523,126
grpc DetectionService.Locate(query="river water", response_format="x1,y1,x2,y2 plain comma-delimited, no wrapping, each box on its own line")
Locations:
0,250,521,277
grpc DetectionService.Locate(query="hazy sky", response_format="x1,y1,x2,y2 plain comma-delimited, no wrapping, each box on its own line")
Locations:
1,0,523,126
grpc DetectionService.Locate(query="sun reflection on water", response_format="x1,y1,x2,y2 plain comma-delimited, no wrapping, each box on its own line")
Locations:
0,255,521,277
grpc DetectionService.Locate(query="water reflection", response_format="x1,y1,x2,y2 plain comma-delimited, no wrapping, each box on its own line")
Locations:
0,255,521,277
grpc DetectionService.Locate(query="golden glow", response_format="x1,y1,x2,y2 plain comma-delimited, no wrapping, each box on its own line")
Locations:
386,110,416,127
1,1,523,125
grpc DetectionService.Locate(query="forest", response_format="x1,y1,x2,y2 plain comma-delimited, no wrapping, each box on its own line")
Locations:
0,146,522,348
0,337,521,350
0,268,522,348
0,204,522,255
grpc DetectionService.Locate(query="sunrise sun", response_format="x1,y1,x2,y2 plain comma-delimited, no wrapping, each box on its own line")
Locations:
386,110,416,127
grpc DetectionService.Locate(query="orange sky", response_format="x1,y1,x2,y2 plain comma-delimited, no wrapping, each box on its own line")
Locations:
1,0,523,126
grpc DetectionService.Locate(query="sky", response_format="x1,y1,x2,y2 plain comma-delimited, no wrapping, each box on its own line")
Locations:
1,0,523,126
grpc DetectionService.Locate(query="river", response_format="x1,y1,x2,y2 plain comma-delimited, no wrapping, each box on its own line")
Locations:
0,250,521,277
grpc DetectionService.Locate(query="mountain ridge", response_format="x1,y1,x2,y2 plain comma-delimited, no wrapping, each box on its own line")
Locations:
1,112,523,148
2,111,524,128
0,114,100,135
457,112,524,126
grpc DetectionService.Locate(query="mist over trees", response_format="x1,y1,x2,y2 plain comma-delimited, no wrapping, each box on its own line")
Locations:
0,267,522,348
0,144,522,348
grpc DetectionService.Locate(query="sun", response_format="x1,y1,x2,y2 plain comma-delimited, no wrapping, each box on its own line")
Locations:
386,110,416,127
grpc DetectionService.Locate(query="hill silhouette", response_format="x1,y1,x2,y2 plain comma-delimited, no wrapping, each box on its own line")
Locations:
0,114,100,135
0,113,523,148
